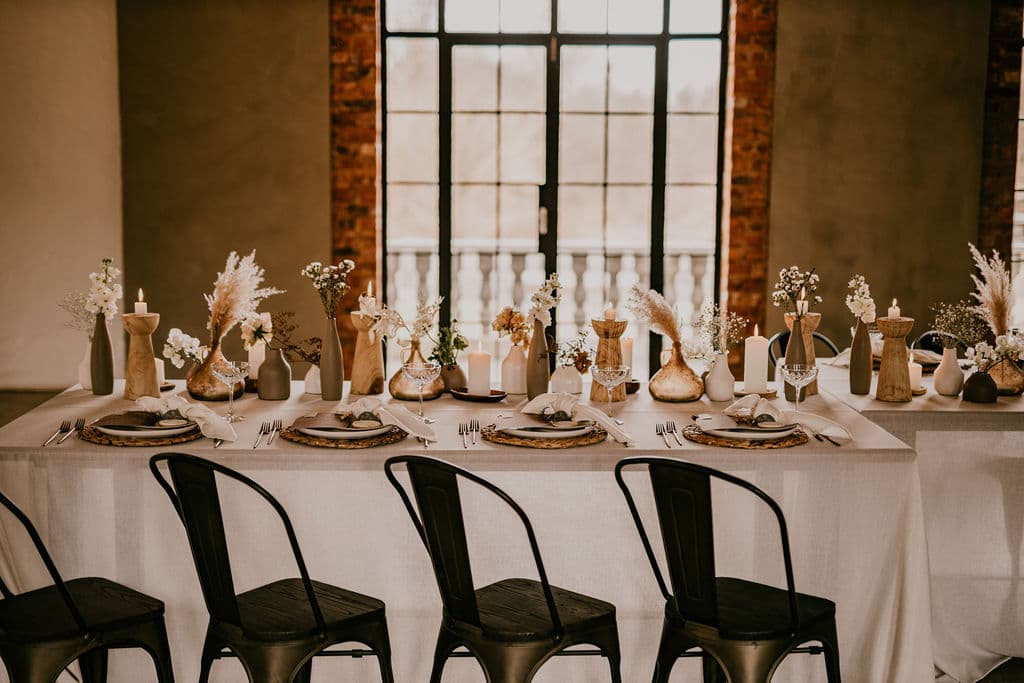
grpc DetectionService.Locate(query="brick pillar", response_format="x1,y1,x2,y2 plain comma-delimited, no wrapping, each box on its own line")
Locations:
330,0,379,369
722,0,777,373
977,0,1022,258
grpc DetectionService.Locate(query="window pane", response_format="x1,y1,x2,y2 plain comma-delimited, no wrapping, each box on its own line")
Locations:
559,114,605,183
607,115,653,183
667,114,718,184
500,185,539,240
453,184,496,239
453,114,497,182
608,0,662,33
668,40,721,113
500,0,550,32
1017,120,1024,190
387,113,438,182
387,184,439,239
558,0,607,33
387,39,438,112
501,113,545,183
453,46,498,111
665,185,717,247
606,186,652,245
500,46,546,112
558,185,604,245
670,0,722,33
608,46,655,113
446,0,499,32
386,0,438,32
560,46,607,113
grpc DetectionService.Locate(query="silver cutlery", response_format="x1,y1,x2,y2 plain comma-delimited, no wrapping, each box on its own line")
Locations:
459,423,468,449
799,422,841,447
655,423,672,448
665,420,684,446
213,439,224,448
470,419,480,444
253,421,271,449
267,419,282,445
43,420,72,447
57,418,86,444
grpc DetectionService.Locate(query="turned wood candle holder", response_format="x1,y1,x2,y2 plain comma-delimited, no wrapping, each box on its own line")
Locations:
122,313,160,400
875,316,914,402
349,311,385,395
590,319,628,402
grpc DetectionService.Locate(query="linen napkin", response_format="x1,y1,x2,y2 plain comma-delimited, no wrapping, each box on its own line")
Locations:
136,395,237,442
521,393,634,445
823,348,851,368
336,397,436,441
718,394,852,444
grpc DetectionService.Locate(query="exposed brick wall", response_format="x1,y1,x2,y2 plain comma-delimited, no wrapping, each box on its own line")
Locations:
329,0,379,368
977,0,1022,257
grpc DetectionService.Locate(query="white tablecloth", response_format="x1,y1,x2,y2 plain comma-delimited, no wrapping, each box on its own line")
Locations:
819,365,1024,682
0,381,933,682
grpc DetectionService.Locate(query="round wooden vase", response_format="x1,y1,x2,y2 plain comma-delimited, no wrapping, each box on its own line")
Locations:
122,312,161,400
186,340,242,401
874,316,914,403
989,359,1024,396
784,312,820,396
388,338,444,400
590,319,628,402
649,341,703,402
349,311,385,395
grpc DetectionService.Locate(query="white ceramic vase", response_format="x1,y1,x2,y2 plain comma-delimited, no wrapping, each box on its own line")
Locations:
933,347,964,396
550,366,583,394
501,345,527,395
704,352,735,402
78,341,92,390
304,364,322,394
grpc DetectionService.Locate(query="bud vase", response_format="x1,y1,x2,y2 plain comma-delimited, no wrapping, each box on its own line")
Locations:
388,338,444,400
526,319,550,399
849,319,872,395
257,348,291,400
704,352,735,401
90,313,114,395
186,341,240,401
550,365,583,394
784,312,820,396
783,315,807,402
321,317,344,401
648,341,703,402
933,346,964,396
501,345,528,394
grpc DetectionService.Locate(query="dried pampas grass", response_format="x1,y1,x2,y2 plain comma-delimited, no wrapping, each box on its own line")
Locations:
969,243,1012,337
204,251,284,342
626,284,681,344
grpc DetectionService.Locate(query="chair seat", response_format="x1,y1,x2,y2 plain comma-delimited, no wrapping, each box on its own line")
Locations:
0,577,164,643
667,577,835,640
236,578,385,641
473,577,616,642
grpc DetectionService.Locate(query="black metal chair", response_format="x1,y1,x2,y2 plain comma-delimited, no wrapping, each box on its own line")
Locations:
150,453,393,683
614,457,841,683
385,455,621,683
767,331,840,368
912,329,950,354
0,488,173,683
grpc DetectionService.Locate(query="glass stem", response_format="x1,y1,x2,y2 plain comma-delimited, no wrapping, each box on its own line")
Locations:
418,386,425,418
227,381,235,419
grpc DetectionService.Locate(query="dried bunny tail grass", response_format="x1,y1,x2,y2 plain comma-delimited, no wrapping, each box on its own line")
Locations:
969,242,1012,337
204,250,284,341
626,284,681,344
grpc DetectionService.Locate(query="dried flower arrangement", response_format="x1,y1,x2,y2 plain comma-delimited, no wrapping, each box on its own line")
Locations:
301,259,355,319
492,306,530,346
557,330,594,373
626,285,682,344
771,266,822,314
931,301,989,349
205,251,283,345
969,243,1013,337
845,275,876,323
381,297,443,348
693,302,748,355
270,311,321,366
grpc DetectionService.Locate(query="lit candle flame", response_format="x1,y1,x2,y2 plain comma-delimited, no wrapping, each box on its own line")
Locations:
892,298,897,306
367,281,373,297
138,288,144,302
754,323,759,336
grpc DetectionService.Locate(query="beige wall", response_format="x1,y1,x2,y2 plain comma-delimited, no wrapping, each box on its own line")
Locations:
118,0,330,376
767,0,991,344
0,0,124,389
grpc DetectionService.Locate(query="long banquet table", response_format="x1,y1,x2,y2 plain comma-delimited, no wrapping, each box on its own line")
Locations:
0,380,933,682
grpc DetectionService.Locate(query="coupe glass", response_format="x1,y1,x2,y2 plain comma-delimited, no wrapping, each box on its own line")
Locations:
780,363,818,413
591,365,630,414
401,360,441,423
211,360,249,423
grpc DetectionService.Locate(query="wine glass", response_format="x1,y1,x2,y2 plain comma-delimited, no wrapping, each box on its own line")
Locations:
591,365,630,416
211,360,249,423
402,360,441,423
780,363,818,413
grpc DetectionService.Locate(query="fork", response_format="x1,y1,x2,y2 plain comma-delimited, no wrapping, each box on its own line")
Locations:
57,418,86,445
470,418,480,445
43,420,72,447
253,421,270,449
665,420,684,446
267,419,283,445
459,423,468,449
655,423,672,448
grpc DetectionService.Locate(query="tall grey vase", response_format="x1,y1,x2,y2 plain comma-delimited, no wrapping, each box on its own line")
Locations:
257,347,292,400
783,316,807,402
526,319,550,399
321,317,344,401
90,313,114,395
849,319,872,395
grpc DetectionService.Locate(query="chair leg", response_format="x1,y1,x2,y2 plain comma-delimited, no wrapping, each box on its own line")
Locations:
701,653,725,683
429,625,463,683
359,616,395,683
131,618,175,683
819,620,842,683
473,640,555,683
652,620,697,683
586,625,622,683
0,642,75,683
197,632,221,683
78,648,108,683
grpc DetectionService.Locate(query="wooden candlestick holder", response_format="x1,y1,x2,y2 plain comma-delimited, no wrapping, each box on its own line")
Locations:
122,313,160,400
590,319,628,402
875,316,914,402
349,311,385,395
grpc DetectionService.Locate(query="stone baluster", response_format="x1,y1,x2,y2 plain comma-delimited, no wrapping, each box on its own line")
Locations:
479,252,494,332
572,253,588,327
606,254,622,308
691,253,709,316
415,252,431,300
511,253,526,311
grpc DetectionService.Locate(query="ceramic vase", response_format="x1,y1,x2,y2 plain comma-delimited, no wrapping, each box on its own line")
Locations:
186,341,241,401
849,319,872,395
990,359,1024,396
784,312,820,396
501,345,528,394
933,346,964,396
388,338,444,400
304,365,321,394
90,313,114,396
320,317,344,401
526,319,550,399
782,315,808,402
349,312,385,395
648,341,703,402
704,352,735,401
550,366,583,394
257,348,291,400
963,370,998,403
441,364,468,392
78,341,92,390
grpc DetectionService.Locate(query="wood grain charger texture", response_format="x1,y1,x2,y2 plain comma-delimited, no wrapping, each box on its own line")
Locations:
681,424,810,449
78,424,203,447
278,426,407,449
480,425,608,449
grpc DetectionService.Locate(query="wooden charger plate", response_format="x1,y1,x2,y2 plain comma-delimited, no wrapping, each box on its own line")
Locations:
682,424,809,449
481,424,607,449
278,426,407,449
78,424,203,447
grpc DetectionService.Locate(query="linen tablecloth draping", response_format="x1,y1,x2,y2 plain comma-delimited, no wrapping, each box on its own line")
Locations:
0,381,933,683
819,365,1024,682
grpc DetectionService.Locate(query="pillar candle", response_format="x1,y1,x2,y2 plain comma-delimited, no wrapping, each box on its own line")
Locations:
909,360,923,391
743,324,769,394
603,302,616,320
888,299,901,319
248,340,266,379
620,337,634,375
155,358,166,385
134,289,148,315
467,341,491,395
